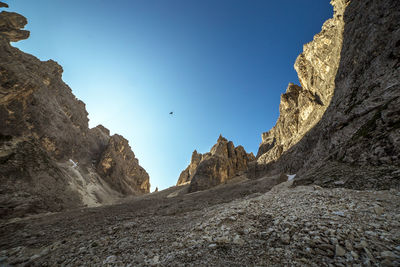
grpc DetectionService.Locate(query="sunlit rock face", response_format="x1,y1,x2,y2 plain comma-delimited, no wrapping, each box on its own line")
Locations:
0,4,149,219
256,83,326,162
256,0,347,166
256,0,400,190
179,135,255,192
177,150,203,186
97,134,150,194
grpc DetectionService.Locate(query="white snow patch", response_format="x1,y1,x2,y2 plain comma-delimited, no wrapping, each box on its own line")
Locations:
69,159,77,168
59,161,123,207
287,174,296,181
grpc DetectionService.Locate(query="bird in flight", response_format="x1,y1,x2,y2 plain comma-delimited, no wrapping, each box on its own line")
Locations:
169,111,173,115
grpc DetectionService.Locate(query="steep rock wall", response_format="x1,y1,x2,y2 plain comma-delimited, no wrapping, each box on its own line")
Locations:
256,0,347,165
255,0,400,189
177,150,203,186
0,5,150,219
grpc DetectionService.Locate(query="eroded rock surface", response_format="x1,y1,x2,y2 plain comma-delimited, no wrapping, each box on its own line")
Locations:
97,135,150,195
0,11,29,42
176,150,203,186
256,0,346,165
0,6,149,219
179,135,255,192
255,0,400,190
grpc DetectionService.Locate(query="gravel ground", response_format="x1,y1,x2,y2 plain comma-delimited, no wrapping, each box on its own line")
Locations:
0,179,399,266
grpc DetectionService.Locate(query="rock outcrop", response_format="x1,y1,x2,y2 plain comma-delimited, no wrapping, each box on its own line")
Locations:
0,10,29,42
256,0,346,164
0,4,150,219
176,150,203,186
97,134,150,195
255,0,400,190
178,135,255,192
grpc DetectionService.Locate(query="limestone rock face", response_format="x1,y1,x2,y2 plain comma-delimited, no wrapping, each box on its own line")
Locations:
182,135,255,192
177,150,203,186
256,83,324,161
97,135,150,195
0,7,150,218
256,0,400,190
256,0,346,165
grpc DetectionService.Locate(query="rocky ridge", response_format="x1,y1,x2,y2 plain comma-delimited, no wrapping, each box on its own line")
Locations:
0,3,149,219
254,0,400,190
177,135,255,192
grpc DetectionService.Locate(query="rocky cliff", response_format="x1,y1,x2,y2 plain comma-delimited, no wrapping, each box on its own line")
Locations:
0,4,150,219
176,150,203,186
177,135,255,192
256,0,346,164
255,0,400,189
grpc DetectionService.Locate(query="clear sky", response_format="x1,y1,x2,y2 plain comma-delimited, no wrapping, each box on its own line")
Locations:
9,0,332,191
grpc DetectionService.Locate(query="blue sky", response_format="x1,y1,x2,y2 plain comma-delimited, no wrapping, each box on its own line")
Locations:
9,0,332,190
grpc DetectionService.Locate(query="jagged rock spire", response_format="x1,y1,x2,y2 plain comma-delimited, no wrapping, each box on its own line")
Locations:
0,2,30,42
0,2,8,8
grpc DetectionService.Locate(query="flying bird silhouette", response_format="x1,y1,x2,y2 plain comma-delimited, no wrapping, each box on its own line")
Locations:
169,111,173,115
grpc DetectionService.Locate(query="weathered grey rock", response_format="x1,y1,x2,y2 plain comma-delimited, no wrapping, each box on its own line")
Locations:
1,182,400,266
281,233,291,245
256,0,346,165
0,135,82,219
254,0,400,190
97,134,150,195
256,83,326,162
183,135,255,192
381,251,397,261
335,244,346,257
177,150,203,186
0,6,150,219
